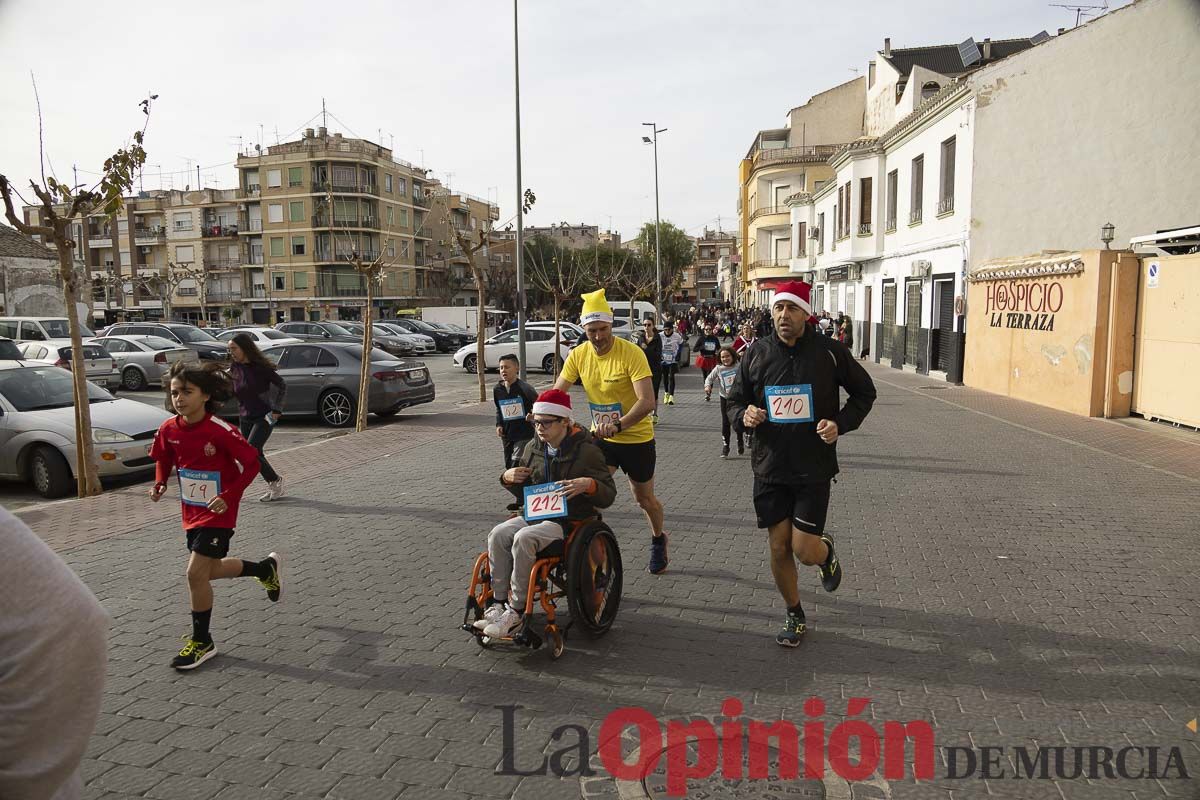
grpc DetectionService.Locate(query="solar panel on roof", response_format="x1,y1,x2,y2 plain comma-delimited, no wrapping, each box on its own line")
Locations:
1030,30,1051,45
958,37,981,67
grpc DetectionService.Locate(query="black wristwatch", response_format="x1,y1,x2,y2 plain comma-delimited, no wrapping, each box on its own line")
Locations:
614,418,623,433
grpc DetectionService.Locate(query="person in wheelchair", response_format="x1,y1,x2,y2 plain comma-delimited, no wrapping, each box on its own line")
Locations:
477,389,617,639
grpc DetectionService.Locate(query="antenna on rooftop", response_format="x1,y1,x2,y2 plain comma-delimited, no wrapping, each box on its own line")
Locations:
1049,3,1108,28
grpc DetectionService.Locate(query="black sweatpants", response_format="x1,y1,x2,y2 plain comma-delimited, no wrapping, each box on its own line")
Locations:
661,363,678,395
719,397,743,448
239,416,280,484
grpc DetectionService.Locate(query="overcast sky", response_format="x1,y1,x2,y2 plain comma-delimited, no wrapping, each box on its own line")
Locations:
0,0,1128,240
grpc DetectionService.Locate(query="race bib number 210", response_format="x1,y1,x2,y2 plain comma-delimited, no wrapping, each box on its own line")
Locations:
764,385,815,423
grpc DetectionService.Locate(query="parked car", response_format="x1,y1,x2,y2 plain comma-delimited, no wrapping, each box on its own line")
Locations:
88,335,194,390
452,327,571,374
375,323,437,355
231,342,434,427
0,337,24,360
214,327,304,348
0,316,97,343
0,363,173,497
18,340,118,389
337,323,415,358
427,321,477,343
274,321,361,343
380,318,463,352
101,322,228,361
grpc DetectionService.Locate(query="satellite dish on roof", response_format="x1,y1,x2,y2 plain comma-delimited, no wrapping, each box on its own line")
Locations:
958,37,982,67
1030,30,1051,44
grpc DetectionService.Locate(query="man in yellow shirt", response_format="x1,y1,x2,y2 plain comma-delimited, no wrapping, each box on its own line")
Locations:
555,289,669,574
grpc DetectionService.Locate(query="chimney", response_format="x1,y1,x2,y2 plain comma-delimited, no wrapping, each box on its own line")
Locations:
317,126,327,139
883,37,891,57
304,128,315,139
1057,27,1066,35
982,38,992,60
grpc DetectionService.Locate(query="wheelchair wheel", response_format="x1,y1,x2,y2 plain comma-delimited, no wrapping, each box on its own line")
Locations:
565,520,622,637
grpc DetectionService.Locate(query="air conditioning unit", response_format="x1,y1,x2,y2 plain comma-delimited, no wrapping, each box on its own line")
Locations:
809,227,820,240
910,259,932,278
848,264,863,281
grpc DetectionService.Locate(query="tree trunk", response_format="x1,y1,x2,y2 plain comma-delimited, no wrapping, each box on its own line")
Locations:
553,295,561,382
472,269,487,403
356,270,374,432
56,223,102,497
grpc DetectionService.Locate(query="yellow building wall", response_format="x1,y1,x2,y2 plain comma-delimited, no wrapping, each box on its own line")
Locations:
964,251,1136,417
1132,253,1200,428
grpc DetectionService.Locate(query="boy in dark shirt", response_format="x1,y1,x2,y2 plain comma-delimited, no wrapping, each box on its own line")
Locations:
494,354,538,469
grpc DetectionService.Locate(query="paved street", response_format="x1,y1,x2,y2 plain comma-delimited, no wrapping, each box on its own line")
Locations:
0,354,549,513
19,362,1200,800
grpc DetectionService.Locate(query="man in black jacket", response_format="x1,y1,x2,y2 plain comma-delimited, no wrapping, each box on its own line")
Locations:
726,280,876,647
494,354,538,469
635,319,664,423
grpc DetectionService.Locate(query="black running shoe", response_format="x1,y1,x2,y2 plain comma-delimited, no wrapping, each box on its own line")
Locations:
171,636,217,670
257,552,282,602
776,611,806,647
818,535,841,593
648,533,669,574
720,445,729,459
737,440,745,456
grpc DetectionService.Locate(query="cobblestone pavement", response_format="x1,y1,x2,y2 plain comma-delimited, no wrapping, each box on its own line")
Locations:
25,361,1200,800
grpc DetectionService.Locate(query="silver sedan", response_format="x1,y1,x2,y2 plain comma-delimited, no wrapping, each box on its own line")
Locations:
0,363,173,497
90,335,194,391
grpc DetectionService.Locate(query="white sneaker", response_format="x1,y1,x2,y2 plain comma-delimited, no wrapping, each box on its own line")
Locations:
259,479,284,502
482,607,525,639
473,603,506,630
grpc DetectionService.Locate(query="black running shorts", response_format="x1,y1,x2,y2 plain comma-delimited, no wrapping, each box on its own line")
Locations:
597,439,657,484
186,527,235,559
752,479,831,534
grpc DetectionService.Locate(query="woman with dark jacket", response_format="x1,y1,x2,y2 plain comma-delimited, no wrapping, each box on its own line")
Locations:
227,333,287,502
635,319,664,422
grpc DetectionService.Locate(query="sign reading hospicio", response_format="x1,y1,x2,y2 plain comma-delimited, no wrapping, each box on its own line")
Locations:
984,278,1064,332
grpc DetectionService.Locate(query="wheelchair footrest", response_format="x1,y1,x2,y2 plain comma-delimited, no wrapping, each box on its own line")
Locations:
513,628,543,650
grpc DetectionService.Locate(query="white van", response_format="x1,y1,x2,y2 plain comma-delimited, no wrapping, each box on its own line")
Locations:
0,317,96,343
609,301,656,326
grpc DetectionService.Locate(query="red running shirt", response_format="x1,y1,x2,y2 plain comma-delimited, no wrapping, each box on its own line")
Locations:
150,414,261,530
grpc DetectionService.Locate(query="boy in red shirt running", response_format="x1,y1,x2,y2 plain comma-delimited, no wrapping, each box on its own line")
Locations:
150,362,282,670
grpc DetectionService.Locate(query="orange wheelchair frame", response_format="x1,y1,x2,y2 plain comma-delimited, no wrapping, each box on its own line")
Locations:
461,515,622,659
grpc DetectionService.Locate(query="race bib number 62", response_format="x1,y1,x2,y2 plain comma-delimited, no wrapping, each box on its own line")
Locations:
764,384,815,423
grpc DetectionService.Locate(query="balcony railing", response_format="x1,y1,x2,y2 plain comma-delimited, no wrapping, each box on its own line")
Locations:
937,196,955,215
749,205,790,222
244,185,260,196
311,182,379,196
310,216,380,230
858,223,873,235
412,194,430,208
240,219,263,232
751,144,842,168
885,217,897,233
207,288,242,302
201,224,239,238
134,227,166,242
205,258,240,270
909,209,923,225
244,253,264,265
317,274,369,297
747,259,791,271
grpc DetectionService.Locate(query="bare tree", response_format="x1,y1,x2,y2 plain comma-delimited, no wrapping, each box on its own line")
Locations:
451,227,490,402
0,90,154,497
135,261,205,321
525,235,587,381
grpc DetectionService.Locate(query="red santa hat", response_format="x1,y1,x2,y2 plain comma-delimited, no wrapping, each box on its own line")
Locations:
772,280,813,314
532,388,573,419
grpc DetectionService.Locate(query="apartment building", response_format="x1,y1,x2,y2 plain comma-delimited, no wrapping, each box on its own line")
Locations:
234,127,433,324
737,78,864,307
522,223,602,251
424,184,500,306
693,228,736,303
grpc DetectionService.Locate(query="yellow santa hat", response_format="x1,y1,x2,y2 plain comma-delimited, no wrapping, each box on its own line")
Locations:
580,288,614,325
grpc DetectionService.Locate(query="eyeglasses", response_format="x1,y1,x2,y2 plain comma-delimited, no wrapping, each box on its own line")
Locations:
532,418,562,428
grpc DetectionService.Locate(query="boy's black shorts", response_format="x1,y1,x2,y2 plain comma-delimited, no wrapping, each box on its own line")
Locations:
186,527,235,559
752,479,831,534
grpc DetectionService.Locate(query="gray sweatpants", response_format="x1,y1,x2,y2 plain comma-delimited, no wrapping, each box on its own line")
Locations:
487,516,563,606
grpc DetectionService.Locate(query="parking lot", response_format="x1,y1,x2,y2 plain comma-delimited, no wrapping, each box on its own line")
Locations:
0,353,556,512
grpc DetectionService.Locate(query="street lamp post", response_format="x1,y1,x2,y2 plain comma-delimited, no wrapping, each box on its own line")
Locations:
513,0,527,379
642,123,667,319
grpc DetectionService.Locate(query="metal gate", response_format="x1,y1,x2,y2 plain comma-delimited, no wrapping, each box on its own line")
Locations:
881,282,896,357
934,280,954,372
904,280,922,365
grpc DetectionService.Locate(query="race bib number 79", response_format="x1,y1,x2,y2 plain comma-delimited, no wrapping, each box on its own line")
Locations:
178,468,221,507
523,482,568,521
764,385,815,423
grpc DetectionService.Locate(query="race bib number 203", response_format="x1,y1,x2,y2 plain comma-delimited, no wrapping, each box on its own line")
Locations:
764,384,815,423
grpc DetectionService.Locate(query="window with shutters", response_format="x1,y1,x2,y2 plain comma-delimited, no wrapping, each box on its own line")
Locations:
910,155,924,224
886,170,898,232
267,169,282,188
858,177,872,234
938,136,956,215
